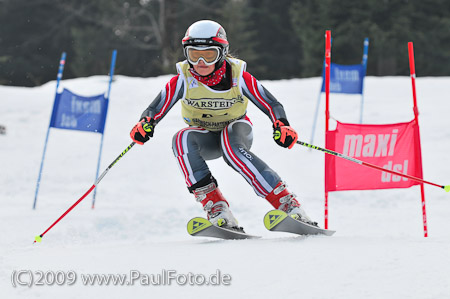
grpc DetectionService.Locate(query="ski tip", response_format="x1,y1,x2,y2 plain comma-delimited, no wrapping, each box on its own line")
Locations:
263,210,288,231
34,235,42,243
187,217,212,236
322,229,336,236
444,185,450,192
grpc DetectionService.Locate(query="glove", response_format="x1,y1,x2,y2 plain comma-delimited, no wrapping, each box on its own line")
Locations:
273,118,298,149
130,117,155,145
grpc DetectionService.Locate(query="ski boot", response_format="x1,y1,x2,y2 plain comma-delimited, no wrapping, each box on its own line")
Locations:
265,181,318,226
193,182,244,232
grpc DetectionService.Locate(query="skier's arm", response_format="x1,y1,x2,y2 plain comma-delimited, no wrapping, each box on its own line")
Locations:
130,75,184,144
241,71,288,124
241,71,297,149
140,74,185,124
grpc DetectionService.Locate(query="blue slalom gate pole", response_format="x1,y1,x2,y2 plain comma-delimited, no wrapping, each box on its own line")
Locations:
33,52,66,209
310,54,328,146
310,37,333,146
106,50,117,100
359,38,369,124
309,87,323,146
92,49,117,208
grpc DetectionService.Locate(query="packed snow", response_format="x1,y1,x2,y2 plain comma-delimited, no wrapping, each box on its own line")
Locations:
1,73,450,299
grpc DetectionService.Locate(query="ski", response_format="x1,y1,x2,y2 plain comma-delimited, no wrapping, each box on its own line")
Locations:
187,217,261,240
264,210,335,236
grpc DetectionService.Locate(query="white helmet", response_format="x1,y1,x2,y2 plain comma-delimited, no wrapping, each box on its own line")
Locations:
182,20,229,66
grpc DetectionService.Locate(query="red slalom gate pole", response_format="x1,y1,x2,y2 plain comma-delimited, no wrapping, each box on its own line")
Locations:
324,30,331,229
34,142,136,243
408,42,428,237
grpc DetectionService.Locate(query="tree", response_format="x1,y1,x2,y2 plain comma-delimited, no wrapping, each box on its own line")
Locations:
245,0,303,79
0,0,449,86
290,0,331,77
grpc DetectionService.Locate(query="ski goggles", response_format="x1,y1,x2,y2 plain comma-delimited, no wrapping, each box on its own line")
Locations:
185,46,222,66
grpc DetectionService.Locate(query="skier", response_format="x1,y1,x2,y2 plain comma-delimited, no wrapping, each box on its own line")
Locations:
130,20,317,232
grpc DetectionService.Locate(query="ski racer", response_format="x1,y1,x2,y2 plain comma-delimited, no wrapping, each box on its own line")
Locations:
130,20,318,232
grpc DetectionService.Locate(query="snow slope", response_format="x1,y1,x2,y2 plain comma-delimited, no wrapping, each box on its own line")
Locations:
1,74,450,299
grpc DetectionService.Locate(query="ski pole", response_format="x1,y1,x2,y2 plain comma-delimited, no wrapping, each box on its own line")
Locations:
34,142,136,243
296,140,450,192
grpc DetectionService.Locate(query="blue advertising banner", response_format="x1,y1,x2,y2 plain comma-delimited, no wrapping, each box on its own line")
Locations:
49,88,109,134
320,63,365,94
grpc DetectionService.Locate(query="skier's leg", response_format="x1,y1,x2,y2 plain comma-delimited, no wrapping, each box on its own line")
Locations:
172,126,221,189
221,119,317,225
172,127,239,229
220,119,280,197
